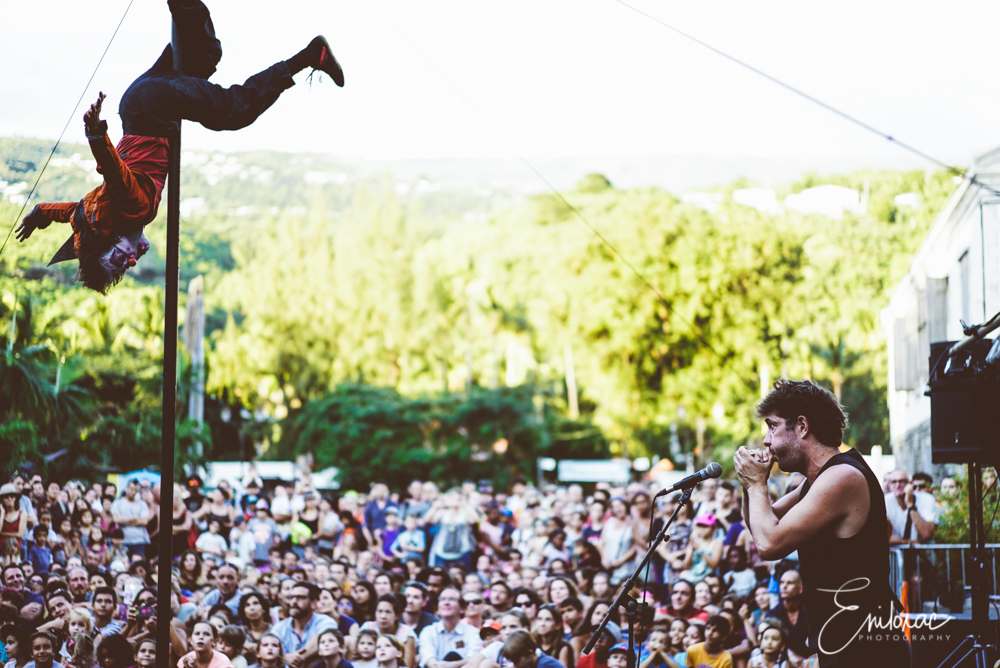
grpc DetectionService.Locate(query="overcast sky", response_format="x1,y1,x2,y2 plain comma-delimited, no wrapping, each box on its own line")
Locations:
3,0,999,165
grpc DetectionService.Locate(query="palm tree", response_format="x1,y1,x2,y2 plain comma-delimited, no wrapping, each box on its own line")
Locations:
0,294,55,422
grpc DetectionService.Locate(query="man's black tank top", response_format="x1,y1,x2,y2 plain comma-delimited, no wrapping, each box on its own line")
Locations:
797,449,911,667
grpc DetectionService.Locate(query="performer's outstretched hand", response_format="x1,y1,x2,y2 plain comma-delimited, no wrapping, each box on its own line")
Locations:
734,446,772,488
15,205,48,242
84,92,106,135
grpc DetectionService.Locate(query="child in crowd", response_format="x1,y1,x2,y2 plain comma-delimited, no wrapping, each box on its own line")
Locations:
666,619,688,656
197,521,228,565
747,620,790,668
66,633,96,668
248,634,284,668
379,509,402,565
722,547,756,599
86,527,106,568
673,622,705,667
30,632,63,668
390,515,425,563
314,629,352,668
28,527,53,575
61,611,94,664
373,636,404,668
180,621,232,668
350,630,378,668
135,639,157,668
638,627,672,668
606,643,630,668
219,626,249,668
683,615,733,668
107,529,129,565
2,624,31,668
0,538,20,567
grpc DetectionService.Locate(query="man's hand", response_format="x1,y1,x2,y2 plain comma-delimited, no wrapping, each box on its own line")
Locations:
15,206,49,242
84,92,107,136
734,446,773,489
904,483,915,508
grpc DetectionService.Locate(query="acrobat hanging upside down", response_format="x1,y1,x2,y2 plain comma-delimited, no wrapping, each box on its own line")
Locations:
15,0,344,294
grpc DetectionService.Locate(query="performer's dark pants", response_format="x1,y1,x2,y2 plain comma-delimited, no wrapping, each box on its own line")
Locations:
119,0,294,136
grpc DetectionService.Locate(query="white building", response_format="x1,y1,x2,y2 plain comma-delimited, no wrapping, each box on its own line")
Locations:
881,148,1000,476
733,187,781,214
785,184,866,220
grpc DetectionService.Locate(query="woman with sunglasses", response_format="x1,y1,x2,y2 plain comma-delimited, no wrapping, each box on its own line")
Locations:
460,592,486,629
511,589,541,624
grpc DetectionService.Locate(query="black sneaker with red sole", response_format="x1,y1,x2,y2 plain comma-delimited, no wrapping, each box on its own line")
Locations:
312,35,344,87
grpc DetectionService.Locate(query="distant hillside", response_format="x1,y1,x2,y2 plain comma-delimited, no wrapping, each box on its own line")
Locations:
1,136,929,216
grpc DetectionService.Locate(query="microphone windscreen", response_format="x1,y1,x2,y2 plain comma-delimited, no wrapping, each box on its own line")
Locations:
706,462,723,478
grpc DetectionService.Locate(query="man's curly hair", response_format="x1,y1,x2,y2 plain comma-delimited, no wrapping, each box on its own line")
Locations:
755,379,848,447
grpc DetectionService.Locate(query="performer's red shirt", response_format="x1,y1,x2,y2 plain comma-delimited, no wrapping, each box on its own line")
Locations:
35,132,169,256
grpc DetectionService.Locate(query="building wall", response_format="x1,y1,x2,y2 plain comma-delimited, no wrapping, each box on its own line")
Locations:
883,152,1000,479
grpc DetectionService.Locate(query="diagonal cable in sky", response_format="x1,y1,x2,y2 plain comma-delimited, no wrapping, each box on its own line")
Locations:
611,0,1000,198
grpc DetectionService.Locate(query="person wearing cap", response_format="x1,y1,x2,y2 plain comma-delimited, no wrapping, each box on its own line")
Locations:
574,621,621,668
605,643,632,668
247,501,280,568
239,478,264,516
110,480,150,558
464,608,529,668
478,621,502,649
9,476,37,531
677,514,722,584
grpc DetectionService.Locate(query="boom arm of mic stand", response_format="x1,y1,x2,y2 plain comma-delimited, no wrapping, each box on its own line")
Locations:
581,487,694,659
948,311,1000,357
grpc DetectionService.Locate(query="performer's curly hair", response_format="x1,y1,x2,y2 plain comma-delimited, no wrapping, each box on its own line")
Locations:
755,379,848,447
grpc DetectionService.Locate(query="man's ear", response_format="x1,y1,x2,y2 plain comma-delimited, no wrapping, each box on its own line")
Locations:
796,415,810,437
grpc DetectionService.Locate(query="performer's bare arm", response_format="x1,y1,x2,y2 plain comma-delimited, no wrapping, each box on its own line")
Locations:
741,461,803,533
735,447,868,560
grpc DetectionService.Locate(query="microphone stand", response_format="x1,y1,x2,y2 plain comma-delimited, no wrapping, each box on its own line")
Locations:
582,486,694,668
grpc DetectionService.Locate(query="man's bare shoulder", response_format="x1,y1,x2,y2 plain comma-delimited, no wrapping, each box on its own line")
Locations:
814,460,868,492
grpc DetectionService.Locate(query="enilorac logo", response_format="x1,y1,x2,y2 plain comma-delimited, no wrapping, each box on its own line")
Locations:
816,578,953,655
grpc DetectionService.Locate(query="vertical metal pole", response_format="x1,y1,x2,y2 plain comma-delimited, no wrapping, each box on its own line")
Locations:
156,20,182,668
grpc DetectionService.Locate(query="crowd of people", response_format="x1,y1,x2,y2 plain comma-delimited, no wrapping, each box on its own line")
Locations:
0,463,982,668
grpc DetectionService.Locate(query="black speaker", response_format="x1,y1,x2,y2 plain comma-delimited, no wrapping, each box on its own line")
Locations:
928,340,1000,466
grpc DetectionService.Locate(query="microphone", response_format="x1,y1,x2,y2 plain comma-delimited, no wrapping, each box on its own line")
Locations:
654,462,723,498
